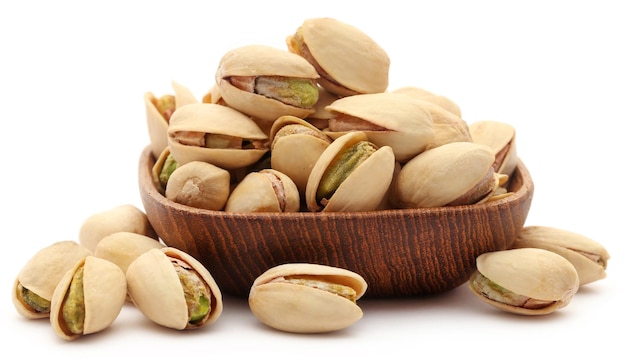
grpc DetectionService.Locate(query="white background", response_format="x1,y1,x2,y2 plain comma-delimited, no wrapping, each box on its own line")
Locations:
1,0,624,358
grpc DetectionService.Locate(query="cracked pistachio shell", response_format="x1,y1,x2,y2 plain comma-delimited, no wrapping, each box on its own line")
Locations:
225,169,300,213
324,93,435,162
286,17,390,96
215,44,320,123
249,263,367,333
13,241,92,319
391,142,497,208
167,103,269,169
305,131,395,212
79,204,158,253
469,248,580,315
50,256,127,340
145,80,200,158
469,120,517,177
269,115,332,193
391,86,462,118
512,226,610,286
93,232,164,275
165,160,231,211
126,247,223,330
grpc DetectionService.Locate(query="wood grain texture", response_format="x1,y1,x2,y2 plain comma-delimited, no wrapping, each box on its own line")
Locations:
138,146,534,298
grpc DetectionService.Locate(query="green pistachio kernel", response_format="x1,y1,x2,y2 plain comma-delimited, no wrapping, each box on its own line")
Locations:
256,76,319,108
172,258,212,325
158,153,179,190
62,265,85,335
17,283,51,314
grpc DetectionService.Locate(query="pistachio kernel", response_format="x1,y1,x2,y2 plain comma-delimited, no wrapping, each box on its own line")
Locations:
171,257,212,325
62,265,86,335
278,275,358,303
16,283,51,314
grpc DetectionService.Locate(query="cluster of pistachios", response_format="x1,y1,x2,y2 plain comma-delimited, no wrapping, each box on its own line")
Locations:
146,17,519,213
468,225,610,315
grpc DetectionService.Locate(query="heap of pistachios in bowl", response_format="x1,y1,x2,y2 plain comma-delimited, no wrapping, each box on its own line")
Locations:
12,17,610,341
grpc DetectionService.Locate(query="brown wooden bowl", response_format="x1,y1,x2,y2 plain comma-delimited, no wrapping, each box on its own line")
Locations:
138,146,534,298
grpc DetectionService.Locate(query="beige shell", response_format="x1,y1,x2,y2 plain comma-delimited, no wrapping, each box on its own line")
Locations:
50,256,127,340
165,160,231,211
512,226,610,286
224,169,300,213
269,115,332,194
126,247,223,330
167,103,269,169
392,141,497,208
305,131,395,212
469,120,517,177
392,86,462,118
324,92,435,162
304,86,339,129
248,263,367,333
12,241,92,319
93,232,164,274
145,81,199,158
469,248,580,315
78,204,157,253
286,17,390,96
215,44,319,123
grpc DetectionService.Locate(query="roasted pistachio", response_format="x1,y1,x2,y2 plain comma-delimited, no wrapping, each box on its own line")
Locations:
512,226,610,286
225,169,300,213
126,247,223,330
165,160,231,211
469,120,517,177
469,248,579,315
50,256,127,340
12,241,92,319
249,263,367,333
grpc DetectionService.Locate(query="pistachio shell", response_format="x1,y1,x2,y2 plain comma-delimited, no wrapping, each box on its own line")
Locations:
93,232,164,274
306,131,395,212
469,248,579,315
304,86,339,129
13,241,92,319
50,256,127,340
469,120,517,177
287,17,390,96
167,103,269,169
215,44,319,123
512,226,610,286
165,160,231,211
224,169,300,213
392,86,462,118
324,93,434,162
249,263,367,333
126,247,223,330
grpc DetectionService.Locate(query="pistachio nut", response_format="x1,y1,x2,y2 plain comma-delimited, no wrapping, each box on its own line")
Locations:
215,44,320,123
391,86,462,118
512,226,610,286
12,241,92,319
151,146,179,194
269,115,332,194
165,160,231,211
248,263,367,333
324,92,435,162
126,247,223,330
78,204,158,253
167,103,269,169
224,169,300,213
305,131,395,212
93,231,164,275
469,120,517,177
286,17,390,96
469,248,580,315
50,255,127,340
391,141,498,208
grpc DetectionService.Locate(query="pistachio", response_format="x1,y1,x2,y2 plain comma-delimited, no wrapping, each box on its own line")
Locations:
165,160,231,211
93,231,164,275
126,247,223,330
248,263,367,333
511,226,610,286
469,120,517,177
151,146,179,194
78,204,157,253
224,169,300,213
469,248,579,315
50,256,127,340
12,241,92,319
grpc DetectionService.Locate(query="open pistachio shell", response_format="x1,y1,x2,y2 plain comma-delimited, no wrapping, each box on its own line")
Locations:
13,241,92,319
165,160,231,211
269,115,332,194
126,247,223,330
215,44,319,123
469,248,580,315
324,93,434,162
50,256,127,340
392,86,462,118
392,141,497,208
249,263,367,333
167,103,269,169
306,131,395,212
512,226,610,286
225,169,300,213
469,120,517,177
286,17,390,96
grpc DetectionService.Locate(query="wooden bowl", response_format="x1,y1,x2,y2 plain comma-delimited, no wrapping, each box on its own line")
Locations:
138,146,534,298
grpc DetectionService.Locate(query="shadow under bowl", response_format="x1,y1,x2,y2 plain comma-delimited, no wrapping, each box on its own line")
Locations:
138,146,534,298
